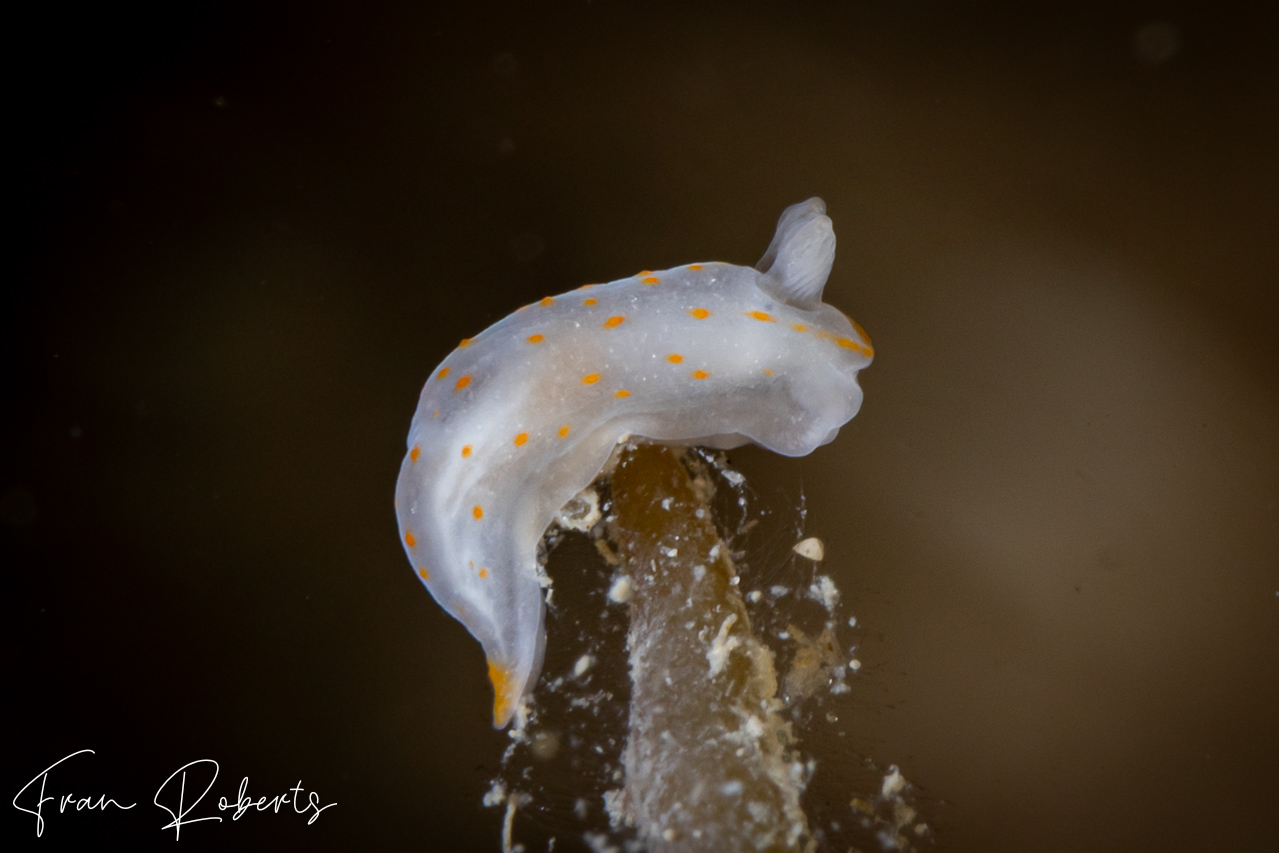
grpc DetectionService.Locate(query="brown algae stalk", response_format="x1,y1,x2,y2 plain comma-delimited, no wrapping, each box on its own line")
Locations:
603,443,814,852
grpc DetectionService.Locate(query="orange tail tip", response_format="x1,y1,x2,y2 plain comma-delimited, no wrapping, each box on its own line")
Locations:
487,660,518,727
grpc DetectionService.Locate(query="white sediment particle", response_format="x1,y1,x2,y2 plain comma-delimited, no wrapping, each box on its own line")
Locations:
508,707,531,743
722,468,745,486
848,615,858,627
661,497,673,510
743,714,765,738
582,831,619,853
483,780,507,807
501,791,530,853
602,789,625,828
706,613,741,677
554,487,601,532
721,780,744,796
807,575,840,611
662,546,679,558
792,536,825,561
607,575,632,603
849,658,862,672
747,590,762,603
572,654,594,677
709,543,720,560
692,564,706,582
881,765,906,798
876,828,904,850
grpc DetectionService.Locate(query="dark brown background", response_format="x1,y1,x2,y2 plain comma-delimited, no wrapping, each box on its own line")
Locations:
5,2,1276,851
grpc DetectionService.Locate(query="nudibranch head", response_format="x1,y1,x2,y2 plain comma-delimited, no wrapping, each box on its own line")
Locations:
395,198,872,726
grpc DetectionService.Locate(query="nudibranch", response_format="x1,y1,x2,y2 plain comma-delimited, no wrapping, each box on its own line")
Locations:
395,198,873,726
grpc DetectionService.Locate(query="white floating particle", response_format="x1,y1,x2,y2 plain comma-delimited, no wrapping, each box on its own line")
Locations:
607,575,632,603
793,536,824,561
881,766,906,798
483,780,507,807
706,613,741,677
554,487,601,532
807,575,840,611
572,654,594,677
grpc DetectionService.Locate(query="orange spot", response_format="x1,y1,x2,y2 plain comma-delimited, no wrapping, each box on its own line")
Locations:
558,424,571,438
432,410,440,418
604,315,625,329
418,566,430,581
514,432,528,446
763,367,775,376
691,370,710,380
527,333,544,344
404,530,416,548
579,283,595,290
583,298,598,306
638,270,653,276
473,505,484,520
688,264,703,270
615,389,631,398
853,320,873,347
582,372,600,385
410,445,421,463
642,276,660,285
540,296,555,307
689,308,711,320
836,334,874,356
478,567,489,580
488,661,517,727
790,323,808,333
455,374,472,391
459,337,474,348
437,367,451,380
748,311,775,322
667,353,684,363
461,445,473,458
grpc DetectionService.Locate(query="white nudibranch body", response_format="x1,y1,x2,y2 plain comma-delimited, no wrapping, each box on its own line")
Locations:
395,198,873,726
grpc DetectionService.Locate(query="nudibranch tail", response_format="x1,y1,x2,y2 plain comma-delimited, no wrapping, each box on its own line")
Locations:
395,197,871,727
488,660,519,728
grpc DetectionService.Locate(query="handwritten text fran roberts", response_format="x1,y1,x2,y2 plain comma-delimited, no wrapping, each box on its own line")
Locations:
12,749,336,839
